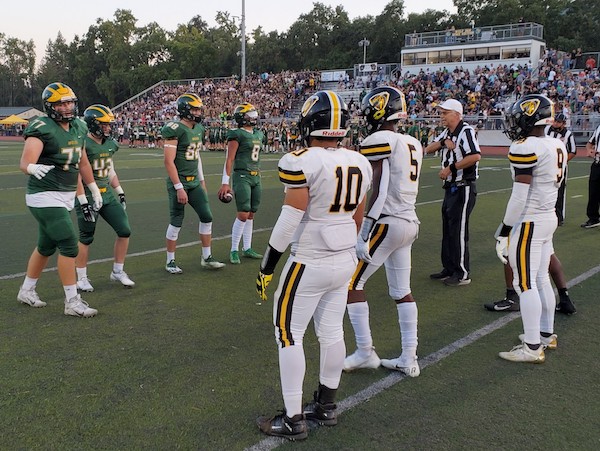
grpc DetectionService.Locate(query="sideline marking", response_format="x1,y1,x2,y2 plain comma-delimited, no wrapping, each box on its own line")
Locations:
245,265,600,451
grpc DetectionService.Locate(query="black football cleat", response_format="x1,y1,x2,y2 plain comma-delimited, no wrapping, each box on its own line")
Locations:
556,297,577,315
257,411,307,441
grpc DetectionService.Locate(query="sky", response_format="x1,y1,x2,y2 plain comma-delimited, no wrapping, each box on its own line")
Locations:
4,0,456,65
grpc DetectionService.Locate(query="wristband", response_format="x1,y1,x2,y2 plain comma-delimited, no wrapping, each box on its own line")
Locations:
221,175,230,185
173,183,184,190
114,185,124,195
77,194,89,205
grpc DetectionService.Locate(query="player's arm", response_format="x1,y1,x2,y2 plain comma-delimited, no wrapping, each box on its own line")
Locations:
198,156,207,191
109,166,127,210
164,139,187,204
19,137,53,178
256,187,308,302
79,148,103,211
495,170,532,263
218,139,238,197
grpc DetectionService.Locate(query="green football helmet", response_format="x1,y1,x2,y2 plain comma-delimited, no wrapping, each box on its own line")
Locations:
83,104,116,139
177,93,203,123
233,103,258,127
42,82,78,123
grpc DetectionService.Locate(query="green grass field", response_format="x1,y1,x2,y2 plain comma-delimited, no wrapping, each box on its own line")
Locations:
1,140,599,450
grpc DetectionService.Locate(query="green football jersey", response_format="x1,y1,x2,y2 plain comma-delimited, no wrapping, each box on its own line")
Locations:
23,116,88,194
227,128,264,172
84,136,119,190
161,120,205,183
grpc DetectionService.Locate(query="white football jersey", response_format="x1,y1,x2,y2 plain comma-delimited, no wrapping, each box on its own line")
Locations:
360,130,423,221
508,136,567,217
278,146,373,260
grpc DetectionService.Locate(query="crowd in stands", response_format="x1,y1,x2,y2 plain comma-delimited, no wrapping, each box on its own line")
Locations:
109,51,599,149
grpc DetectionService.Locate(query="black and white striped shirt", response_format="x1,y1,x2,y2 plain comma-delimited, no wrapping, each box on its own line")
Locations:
545,125,576,156
434,122,481,182
589,124,600,163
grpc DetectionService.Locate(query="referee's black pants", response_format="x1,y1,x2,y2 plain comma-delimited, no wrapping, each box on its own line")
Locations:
441,182,477,280
585,163,600,222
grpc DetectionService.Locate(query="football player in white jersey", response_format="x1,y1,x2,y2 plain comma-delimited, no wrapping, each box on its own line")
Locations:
343,86,423,377
495,94,567,363
255,91,373,440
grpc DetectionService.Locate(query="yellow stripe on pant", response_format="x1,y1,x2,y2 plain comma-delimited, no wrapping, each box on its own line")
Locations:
276,262,306,348
516,222,534,292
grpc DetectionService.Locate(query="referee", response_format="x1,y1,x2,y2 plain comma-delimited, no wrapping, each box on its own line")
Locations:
425,99,481,286
582,122,600,228
545,113,576,225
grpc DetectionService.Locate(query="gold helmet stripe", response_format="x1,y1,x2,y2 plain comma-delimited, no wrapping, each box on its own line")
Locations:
325,90,340,130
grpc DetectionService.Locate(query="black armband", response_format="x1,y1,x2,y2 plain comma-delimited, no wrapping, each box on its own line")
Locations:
260,245,284,275
499,223,512,237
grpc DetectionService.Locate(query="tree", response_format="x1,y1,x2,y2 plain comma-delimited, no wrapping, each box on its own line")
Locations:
0,35,36,106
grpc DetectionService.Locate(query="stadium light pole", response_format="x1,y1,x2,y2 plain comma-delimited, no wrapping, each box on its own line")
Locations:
358,38,370,64
241,0,246,82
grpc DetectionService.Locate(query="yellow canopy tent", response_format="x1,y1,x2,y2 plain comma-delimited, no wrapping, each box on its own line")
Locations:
0,114,29,125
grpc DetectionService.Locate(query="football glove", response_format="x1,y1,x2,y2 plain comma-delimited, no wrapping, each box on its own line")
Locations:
91,192,103,211
355,236,372,263
495,236,508,265
26,163,55,180
256,271,273,302
118,193,126,210
81,202,96,223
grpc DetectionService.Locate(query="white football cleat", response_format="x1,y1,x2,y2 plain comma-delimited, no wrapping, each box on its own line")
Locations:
17,286,47,308
110,271,135,288
77,277,94,292
64,294,98,318
518,333,557,350
165,260,183,274
343,348,381,371
499,343,545,363
201,256,225,269
380,356,420,377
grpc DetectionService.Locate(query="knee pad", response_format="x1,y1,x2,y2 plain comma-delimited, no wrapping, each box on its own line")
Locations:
166,224,181,241
199,222,212,235
57,236,79,258
117,225,131,239
37,244,56,257
79,230,95,246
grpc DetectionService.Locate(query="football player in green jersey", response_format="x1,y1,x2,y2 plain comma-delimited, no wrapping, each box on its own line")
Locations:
162,93,225,273
17,82,101,318
74,104,135,292
218,103,265,264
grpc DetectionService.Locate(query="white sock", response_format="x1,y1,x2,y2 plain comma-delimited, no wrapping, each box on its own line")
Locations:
231,218,245,252
520,289,542,345
397,302,418,360
22,276,38,290
279,345,306,417
166,252,175,263
113,263,124,273
64,285,78,300
202,247,211,259
76,267,87,280
347,301,373,357
319,339,345,389
539,280,556,335
243,219,254,250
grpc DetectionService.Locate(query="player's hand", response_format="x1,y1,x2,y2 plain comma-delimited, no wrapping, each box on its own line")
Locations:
81,202,96,223
91,192,103,211
495,237,508,264
118,193,126,210
27,164,55,180
217,185,232,198
256,271,273,302
355,237,372,263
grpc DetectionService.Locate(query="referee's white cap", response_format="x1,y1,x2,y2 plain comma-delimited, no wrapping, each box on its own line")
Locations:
438,99,463,115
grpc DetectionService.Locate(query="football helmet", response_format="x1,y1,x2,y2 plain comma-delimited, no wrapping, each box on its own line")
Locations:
361,86,407,132
299,90,349,144
83,104,116,139
504,94,554,140
233,103,258,127
177,93,203,123
42,82,78,123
